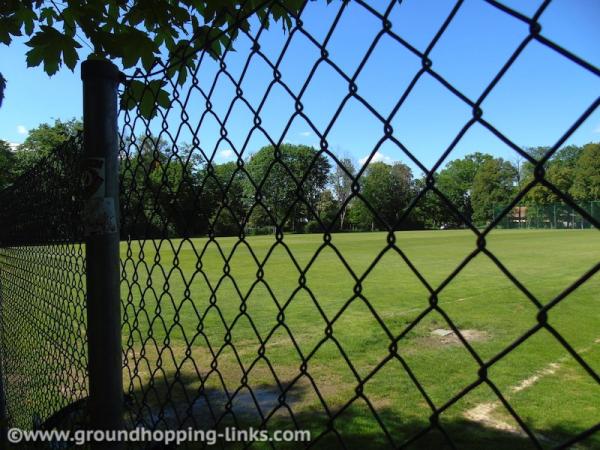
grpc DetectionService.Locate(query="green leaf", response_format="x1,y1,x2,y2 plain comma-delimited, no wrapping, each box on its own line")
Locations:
63,45,78,70
16,7,37,36
141,51,156,72
120,80,144,111
177,66,188,86
43,45,61,75
0,16,22,45
25,46,45,67
61,8,76,38
24,26,81,75
122,80,169,119
156,88,170,109
118,28,157,69
140,88,155,118
39,7,56,26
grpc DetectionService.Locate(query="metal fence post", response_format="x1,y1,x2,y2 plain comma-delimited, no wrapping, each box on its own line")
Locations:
81,58,123,440
0,269,6,445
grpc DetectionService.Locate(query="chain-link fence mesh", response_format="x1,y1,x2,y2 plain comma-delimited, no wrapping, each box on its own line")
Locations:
117,1,599,448
0,0,597,448
0,135,88,431
493,201,600,229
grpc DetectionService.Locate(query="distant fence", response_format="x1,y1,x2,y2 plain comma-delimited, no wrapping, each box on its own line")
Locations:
493,201,600,229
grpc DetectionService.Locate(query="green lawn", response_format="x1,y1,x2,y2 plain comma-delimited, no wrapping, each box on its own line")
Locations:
120,229,600,449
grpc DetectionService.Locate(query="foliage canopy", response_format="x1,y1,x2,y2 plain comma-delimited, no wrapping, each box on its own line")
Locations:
0,0,304,115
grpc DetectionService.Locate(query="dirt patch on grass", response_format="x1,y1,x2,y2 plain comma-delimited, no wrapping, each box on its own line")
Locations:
463,402,518,434
430,328,490,345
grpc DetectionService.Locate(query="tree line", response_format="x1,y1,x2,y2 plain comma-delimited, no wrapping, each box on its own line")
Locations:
1,119,598,236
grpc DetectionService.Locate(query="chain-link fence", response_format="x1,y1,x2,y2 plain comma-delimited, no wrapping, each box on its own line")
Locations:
117,1,600,449
0,0,598,448
493,201,600,229
0,136,88,431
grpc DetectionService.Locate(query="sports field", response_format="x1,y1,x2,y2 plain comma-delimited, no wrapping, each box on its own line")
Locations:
121,229,600,449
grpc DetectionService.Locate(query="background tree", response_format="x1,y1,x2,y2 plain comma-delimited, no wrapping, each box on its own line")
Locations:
435,152,492,225
330,157,356,231
523,146,580,205
208,161,248,236
0,140,16,190
520,146,549,176
471,157,518,224
350,161,414,231
570,143,600,201
410,179,450,229
315,189,339,230
245,144,330,231
13,118,82,175
120,136,209,238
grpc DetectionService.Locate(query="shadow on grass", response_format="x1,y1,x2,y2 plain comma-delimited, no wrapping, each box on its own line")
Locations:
124,368,599,450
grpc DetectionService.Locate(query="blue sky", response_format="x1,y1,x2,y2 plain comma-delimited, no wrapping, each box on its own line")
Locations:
1,0,599,175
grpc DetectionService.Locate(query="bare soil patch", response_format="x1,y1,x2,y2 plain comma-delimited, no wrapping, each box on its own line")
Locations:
430,328,490,345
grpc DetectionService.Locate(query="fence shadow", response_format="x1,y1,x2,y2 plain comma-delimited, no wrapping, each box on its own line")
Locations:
124,367,598,450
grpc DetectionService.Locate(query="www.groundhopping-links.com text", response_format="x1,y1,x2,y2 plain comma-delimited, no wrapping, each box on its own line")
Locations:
8,426,312,446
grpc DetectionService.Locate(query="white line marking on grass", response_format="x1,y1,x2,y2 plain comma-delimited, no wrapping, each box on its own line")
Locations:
510,362,561,393
463,338,599,441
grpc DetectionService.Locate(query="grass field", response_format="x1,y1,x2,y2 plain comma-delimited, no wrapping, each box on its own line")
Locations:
120,229,600,449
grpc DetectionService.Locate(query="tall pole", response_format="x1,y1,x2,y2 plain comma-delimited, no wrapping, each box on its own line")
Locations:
81,58,123,443
0,268,6,445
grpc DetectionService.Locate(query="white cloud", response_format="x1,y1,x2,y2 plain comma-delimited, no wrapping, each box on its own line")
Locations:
299,131,312,137
17,125,27,135
217,148,235,160
359,151,394,166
